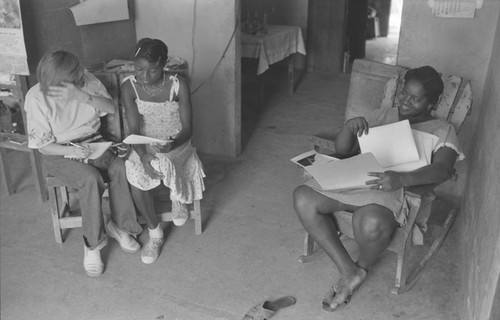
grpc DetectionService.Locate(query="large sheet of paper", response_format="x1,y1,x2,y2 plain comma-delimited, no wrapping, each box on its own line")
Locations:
70,0,129,26
304,153,383,191
290,150,339,168
122,134,171,145
385,129,439,172
0,0,29,75
358,120,419,168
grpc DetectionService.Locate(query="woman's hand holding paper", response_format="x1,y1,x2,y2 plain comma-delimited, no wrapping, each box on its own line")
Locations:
366,171,404,191
150,141,174,154
346,117,370,137
140,153,164,180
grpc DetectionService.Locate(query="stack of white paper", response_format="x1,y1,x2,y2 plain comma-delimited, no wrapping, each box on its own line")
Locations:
304,153,383,191
122,134,171,145
291,120,439,191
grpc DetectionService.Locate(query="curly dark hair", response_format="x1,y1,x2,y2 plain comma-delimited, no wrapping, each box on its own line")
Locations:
404,66,444,105
134,38,169,67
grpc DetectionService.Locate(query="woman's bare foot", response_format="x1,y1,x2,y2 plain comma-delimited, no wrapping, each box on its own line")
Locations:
323,265,367,311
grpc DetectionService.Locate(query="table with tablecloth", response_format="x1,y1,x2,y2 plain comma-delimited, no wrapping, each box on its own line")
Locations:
241,25,306,94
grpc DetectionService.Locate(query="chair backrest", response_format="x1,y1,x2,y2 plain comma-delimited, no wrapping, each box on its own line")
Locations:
345,59,472,134
93,71,124,142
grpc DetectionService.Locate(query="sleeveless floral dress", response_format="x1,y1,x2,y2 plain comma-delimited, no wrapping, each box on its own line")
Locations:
124,75,205,204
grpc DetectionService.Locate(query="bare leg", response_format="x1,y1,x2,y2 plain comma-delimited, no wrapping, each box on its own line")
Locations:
293,185,367,309
352,204,398,270
327,204,397,308
130,186,158,229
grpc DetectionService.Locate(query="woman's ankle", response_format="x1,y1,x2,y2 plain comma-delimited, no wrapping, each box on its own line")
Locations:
148,224,164,238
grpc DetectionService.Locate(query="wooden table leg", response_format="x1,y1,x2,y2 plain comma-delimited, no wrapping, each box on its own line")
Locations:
288,54,295,95
30,150,48,202
0,147,14,195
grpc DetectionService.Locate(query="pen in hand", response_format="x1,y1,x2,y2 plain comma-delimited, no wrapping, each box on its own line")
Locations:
68,142,88,149
68,142,91,158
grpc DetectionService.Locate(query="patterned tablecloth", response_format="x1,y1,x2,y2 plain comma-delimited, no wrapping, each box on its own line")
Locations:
241,25,306,75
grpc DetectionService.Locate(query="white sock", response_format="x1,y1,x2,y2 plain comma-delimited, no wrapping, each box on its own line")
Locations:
149,224,164,239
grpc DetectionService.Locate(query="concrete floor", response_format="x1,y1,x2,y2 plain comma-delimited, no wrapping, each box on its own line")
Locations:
1,72,462,320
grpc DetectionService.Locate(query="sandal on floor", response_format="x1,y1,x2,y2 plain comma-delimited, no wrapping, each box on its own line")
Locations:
322,286,351,312
242,295,296,320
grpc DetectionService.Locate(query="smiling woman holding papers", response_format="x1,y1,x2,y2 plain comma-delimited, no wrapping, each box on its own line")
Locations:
293,66,465,311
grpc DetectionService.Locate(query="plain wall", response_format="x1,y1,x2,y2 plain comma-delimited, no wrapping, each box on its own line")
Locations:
461,11,500,320
398,1,500,319
134,0,240,158
398,1,499,200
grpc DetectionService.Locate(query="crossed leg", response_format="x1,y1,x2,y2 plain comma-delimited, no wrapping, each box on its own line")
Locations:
293,185,398,310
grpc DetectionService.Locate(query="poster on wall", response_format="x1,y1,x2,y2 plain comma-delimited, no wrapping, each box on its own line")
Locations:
0,0,29,75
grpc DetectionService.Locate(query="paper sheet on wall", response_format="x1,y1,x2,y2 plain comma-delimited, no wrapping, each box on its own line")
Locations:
0,0,29,75
70,0,129,26
427,0,479,18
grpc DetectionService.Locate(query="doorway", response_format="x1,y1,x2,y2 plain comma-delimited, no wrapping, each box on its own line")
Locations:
365,0,403,65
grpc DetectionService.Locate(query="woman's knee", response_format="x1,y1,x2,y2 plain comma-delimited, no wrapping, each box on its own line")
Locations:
76,166,106,196
108,156,126,176
353,205,396,241
293,185,314,215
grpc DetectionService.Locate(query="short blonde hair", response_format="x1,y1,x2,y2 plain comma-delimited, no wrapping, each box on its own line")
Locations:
36,50,84,94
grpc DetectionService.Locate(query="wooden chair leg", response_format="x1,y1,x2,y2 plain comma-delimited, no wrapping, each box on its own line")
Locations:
48,185,63,244
392,227,413,295
298,232,318,263
193,200,202,235
393,208,458,294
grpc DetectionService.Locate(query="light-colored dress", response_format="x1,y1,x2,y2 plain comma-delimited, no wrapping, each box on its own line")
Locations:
306,107,465,225
124,75,205,204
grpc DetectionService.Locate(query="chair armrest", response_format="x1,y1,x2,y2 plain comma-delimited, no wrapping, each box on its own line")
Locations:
404,183,439,198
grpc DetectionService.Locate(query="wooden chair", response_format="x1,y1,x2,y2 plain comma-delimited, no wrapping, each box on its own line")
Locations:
298,59,472,294
46,176,202,244
46,70,203,244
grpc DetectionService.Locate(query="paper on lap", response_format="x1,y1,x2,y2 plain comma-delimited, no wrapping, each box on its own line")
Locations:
291,120,440,191
64,141,112,160
304,153,383,191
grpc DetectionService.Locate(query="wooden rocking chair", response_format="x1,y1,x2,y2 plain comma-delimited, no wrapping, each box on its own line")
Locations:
298,59,472,294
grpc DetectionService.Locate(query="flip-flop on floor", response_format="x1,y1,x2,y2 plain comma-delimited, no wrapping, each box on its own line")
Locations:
243,295,297,320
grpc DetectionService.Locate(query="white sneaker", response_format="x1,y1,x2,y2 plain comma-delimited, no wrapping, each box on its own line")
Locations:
141,236,164,264
106,221,141,253
84,245,104,277
171,201,189,226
